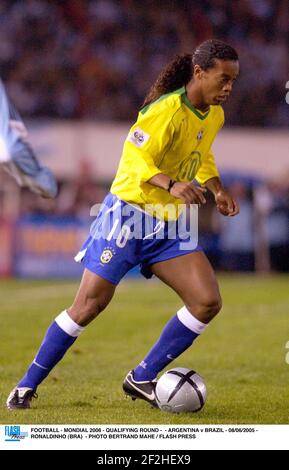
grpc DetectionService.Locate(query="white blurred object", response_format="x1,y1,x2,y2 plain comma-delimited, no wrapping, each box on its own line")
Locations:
254,185,272,214
0,78,57,198
253,185,271,272
0,134,9,162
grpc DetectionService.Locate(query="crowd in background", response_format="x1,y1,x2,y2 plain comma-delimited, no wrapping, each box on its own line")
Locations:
0,0,288,126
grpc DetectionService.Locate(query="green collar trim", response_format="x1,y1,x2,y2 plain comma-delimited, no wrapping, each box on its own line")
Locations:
140,86,210,119
140,87,187,115
181,87,210,120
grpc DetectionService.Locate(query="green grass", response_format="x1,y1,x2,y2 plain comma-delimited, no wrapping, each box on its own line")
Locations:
1,275,289,424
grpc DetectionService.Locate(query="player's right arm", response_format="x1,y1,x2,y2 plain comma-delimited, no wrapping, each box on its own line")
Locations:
147,173,207,205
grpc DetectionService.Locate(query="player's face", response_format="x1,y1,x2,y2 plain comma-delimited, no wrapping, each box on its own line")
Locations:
198,59,239,106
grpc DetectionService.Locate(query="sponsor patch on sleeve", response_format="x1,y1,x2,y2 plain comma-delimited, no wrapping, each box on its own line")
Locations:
127,127,150,148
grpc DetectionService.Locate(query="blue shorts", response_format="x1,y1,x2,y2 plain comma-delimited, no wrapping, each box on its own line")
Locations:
75,192,202,285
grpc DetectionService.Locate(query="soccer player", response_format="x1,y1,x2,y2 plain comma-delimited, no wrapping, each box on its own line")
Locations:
0,79,57,199
7,39,239,409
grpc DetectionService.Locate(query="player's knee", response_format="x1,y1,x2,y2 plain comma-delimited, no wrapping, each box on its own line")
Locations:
200,295,222,321
84,296,108,317
187,294,222,323
68,294,111,326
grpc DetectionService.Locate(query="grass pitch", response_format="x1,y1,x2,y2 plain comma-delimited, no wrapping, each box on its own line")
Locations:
1,275,289,424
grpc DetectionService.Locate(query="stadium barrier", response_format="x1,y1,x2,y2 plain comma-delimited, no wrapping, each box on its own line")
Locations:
14,216,88,279
26,121,288,181
1,216,141,279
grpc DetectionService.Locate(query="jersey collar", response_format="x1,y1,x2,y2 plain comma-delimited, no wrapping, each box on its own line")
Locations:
181,86,210,120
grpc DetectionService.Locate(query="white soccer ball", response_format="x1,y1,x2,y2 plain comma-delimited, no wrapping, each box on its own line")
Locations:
155,367,207,413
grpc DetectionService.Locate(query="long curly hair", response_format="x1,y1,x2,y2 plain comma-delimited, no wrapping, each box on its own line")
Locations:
142,39,238,108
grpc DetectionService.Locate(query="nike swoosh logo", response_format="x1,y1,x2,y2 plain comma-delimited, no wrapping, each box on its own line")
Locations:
127,377,155,400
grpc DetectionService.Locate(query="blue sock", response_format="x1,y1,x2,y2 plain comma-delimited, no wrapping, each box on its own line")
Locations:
18,311,84,391
133,307,207,381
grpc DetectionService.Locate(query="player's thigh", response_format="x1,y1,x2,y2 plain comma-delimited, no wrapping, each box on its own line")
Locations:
150,251,222,318
68,268,116,325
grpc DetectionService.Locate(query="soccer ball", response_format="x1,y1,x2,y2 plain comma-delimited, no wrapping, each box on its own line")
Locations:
155,367,207,413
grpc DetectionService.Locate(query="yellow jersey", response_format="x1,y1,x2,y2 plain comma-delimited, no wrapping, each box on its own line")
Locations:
110,86,224,220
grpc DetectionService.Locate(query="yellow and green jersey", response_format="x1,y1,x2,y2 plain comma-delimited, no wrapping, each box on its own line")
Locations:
110,86,224,220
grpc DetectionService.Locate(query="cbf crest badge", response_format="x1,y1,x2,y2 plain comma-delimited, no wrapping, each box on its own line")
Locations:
100,247,116,264
197,130,204,141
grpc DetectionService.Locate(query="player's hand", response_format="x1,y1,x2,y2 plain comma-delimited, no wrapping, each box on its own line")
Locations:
215,190,239,216
170,182,207,205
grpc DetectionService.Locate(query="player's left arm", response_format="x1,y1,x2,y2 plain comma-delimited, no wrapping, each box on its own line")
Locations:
204,176,239,217
195,149,239,217
195,108,239,217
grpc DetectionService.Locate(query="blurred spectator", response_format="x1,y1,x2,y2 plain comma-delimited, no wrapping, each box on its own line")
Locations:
216,182,255,271
0,0,288,126
0,157,106,219
265,179,289,272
